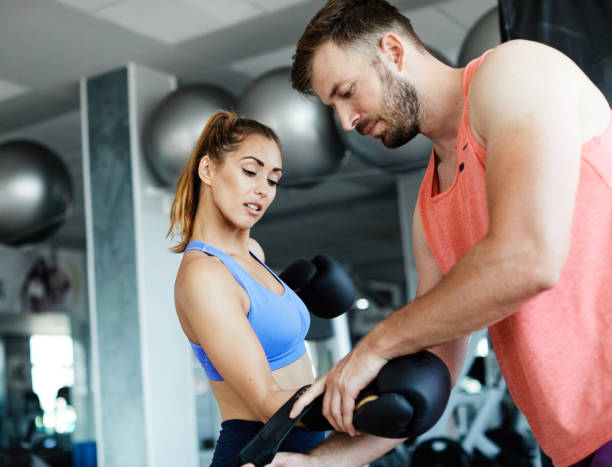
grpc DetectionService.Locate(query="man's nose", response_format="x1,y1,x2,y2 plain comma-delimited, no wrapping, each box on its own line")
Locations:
336,104,358,131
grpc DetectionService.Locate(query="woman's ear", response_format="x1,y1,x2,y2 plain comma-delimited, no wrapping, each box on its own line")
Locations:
198,155,215,186
379,33,405,72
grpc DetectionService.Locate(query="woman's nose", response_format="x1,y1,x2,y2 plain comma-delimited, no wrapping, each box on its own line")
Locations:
255,178,269,197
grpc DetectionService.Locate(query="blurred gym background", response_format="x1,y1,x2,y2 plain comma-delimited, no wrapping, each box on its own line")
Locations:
1,1,610,466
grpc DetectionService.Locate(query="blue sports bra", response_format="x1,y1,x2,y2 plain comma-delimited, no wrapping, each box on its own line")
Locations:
185,240,310,381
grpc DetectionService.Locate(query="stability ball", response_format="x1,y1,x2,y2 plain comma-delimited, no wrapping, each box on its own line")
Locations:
239,67,345,188
143,84,235,187
333,46,450,172
0,140,73,246
458,7,501,67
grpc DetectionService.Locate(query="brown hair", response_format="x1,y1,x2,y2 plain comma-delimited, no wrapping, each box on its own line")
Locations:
291,0,424,96
167,110,280,253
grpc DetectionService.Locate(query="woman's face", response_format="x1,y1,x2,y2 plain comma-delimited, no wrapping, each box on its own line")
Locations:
208,134,282,229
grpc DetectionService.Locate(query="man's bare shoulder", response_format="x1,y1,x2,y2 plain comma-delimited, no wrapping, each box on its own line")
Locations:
484,40,573,71
468,40,581,142
471,39,578,97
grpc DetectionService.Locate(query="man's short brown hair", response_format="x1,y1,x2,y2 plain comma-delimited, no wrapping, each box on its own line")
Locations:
291,0,424,96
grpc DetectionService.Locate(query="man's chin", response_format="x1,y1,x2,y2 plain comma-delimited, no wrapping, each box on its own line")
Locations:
381,131,419,149
381,135,407,149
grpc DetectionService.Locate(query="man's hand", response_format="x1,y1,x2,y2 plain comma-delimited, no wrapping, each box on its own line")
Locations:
291,344,387,436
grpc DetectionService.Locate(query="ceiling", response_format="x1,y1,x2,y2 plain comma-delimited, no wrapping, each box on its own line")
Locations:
0,0,497,297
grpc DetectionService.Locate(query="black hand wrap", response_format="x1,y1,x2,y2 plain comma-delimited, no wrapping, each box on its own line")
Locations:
236,351,451,466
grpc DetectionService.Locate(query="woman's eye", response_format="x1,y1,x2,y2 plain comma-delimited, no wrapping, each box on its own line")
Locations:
242,169,256,176
343,87,353,98
268,179,278,187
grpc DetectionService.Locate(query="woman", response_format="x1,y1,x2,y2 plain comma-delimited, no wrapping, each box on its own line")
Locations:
168,110,324,466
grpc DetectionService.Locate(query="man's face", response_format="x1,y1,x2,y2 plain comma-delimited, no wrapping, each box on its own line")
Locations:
311,40,422,148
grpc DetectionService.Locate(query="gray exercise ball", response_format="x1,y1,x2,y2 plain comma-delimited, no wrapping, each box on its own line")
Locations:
458,7,501,67
239,67,345,188
143,84,236,187
333,46,451,172
0,140,73,246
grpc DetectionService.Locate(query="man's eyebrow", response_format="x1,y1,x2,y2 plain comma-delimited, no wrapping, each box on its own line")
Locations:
241,156,282,172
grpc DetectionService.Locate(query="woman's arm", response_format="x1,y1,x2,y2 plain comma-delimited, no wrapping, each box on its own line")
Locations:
176,256,297,422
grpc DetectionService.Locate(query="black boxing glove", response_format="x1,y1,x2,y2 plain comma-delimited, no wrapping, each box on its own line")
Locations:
300,351,450,438
280,255,356,319
351,351,451,438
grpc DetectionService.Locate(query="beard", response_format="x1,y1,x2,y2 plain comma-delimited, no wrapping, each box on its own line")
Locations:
374,62,422,148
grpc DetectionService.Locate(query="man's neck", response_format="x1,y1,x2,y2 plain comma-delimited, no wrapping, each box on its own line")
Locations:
420,66,465,163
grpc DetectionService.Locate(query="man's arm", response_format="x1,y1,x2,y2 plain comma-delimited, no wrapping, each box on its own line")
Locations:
412,204,469,387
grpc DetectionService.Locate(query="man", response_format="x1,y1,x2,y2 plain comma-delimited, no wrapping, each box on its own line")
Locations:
258,1,612,466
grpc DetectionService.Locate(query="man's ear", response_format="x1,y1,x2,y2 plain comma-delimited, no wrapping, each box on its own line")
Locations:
379,33,405,72
198,155,215,186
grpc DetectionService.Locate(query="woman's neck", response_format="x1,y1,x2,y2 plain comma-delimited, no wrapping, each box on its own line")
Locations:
191,204,251,256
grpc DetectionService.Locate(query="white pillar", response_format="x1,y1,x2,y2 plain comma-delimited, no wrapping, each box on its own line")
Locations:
81,64,198,467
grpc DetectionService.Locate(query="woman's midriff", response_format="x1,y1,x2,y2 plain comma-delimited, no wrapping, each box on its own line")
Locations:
210,352,315,422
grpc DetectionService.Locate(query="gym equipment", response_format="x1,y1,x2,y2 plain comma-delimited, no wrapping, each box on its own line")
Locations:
458,7,501,67
239,67,345,188
0,140,73,246
143,84,235,187
410,437,471,467
280,255,356,319
499,0,612,105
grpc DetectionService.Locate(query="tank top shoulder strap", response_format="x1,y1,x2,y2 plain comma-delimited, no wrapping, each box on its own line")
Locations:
461,51,490,97
184,240,251,291
459,50,493,166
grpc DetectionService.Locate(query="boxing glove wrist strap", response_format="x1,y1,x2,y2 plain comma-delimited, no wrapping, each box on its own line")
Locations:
235,385,314,467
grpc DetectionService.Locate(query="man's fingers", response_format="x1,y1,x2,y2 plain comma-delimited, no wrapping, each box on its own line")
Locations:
324,387,344,432
341,393,357,436
290,377,326,418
